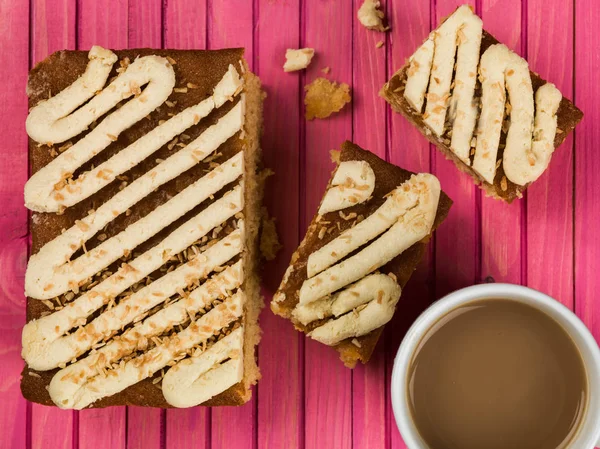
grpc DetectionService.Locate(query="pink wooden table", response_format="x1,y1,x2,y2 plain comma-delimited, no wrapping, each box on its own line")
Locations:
0,0,598,448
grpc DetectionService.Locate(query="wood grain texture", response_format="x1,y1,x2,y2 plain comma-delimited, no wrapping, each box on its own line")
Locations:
351,1,388,448
432,0,479,298
208,2,257,447
164,0,207,50
77,0,128,50
255,0,303,448
31,0,76,64
385,1,432,448
479,0,523,287
0,0,29,448
527,0,575,308
575,1,600,343
29,1,77,448
162,2,210,448
76,1,127,447
303,1,352,448
126,2,164,449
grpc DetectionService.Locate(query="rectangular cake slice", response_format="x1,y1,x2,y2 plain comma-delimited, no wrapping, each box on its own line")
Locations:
271,141,452,367
380,5,583,202
22,47,264,408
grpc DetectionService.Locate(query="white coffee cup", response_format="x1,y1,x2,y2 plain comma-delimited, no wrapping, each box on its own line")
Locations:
391,283,600,449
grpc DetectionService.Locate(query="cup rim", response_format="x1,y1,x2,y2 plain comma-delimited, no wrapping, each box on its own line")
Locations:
391,283,600,449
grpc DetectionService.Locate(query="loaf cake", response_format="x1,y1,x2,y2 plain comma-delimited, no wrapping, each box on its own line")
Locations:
21,46,264,408
272,141,452,367
380,5,583,202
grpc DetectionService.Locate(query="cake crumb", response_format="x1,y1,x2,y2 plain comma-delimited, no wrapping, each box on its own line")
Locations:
330,149,341,163
376,40,384,49
357,0,389,32
304,78,351,120
260,208,282,261
321,66,331,74
283,48,315,72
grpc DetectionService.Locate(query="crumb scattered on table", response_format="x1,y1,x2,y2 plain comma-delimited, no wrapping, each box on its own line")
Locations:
304,78,351,120
357,0,389,32
321,66,331,74
376,40,384,48
260,208,282,261
283,48,315,72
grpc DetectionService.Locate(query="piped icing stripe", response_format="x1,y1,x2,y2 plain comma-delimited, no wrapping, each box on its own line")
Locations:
318,160,375,215
300,174,439,306
307,275,401,345
403,6,562,186
473,45,561,185
23,47,252,408
162,326,244,408
49,292,245,409
26,150,244,300
25,61,242,212
292,171,440,346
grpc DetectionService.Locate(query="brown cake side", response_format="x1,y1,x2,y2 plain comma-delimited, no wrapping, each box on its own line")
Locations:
22,48,264,407
381,30,583,203
272,141,452,367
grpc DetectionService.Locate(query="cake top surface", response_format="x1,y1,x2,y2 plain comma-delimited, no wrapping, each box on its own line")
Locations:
23,46,253,409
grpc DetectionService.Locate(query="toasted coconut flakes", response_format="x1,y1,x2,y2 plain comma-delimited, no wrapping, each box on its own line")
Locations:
351,338,362,348
28,371,42,378
174,87,188,93
500,176,508,191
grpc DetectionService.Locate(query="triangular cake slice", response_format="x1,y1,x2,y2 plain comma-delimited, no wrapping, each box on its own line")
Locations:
381,5,582,202
22,47,264,408
272,141,452,367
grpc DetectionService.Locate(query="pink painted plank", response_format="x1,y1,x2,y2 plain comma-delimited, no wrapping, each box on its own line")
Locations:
128,0,162,48
255,0,303,448
207,2,256,447
162,2,210,448
29,1,77,448
303,1,352,449
433,1,479,298
575,2,600,344
126,2,164,449
527,0,575,309
0,1,30,448
386,1,433,448
479,0,523,286
31,0,76,64
77,2,127,447
163,0,208,50
351,0,388,448
77,0,128,50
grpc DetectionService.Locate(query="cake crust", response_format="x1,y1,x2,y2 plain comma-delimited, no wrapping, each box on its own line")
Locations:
272,141,452,367
22,48,264,407
381,29,583,202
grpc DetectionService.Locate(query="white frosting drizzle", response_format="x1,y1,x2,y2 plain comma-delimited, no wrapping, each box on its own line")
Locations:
23,221,244,371
422,5,482,143
473,44,562,185
293,273,400,326
300,173,439,306
404,37,434,113
307,174,427,278
404,7,563,186
504,82,562,185
24,47,250,408
25,63,242,212
49,292,245,409
291,173,439,346
162,326,244,408
307,275,401,345
318,161,375,215
26,151,244,300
